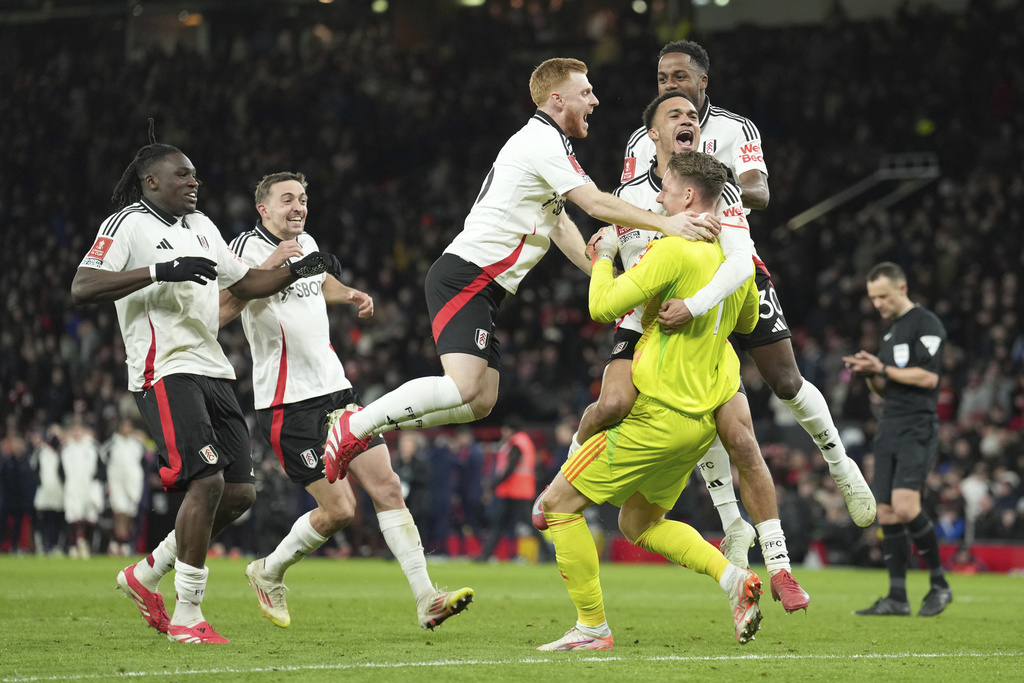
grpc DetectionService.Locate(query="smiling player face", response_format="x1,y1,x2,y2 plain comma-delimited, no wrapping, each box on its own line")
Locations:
145,152,200,217
649,95,701,161
559,71,599,138
657,52,707,102
258,179,308,240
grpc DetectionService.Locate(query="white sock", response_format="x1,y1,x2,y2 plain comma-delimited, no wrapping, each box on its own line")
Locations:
351,375,463,439
697,438,742,530
568,432,582,457
576,620,612,638
755,519,791,575
780,380,848,466
719,563,742,592
391,402,476,431
264,511,329,581
378,508,433,602
135,530,177,590
171,559,208,626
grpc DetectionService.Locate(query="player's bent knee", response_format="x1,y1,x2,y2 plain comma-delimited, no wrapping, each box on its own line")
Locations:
220,482,256,517
767,372,803,401
368,471,406,510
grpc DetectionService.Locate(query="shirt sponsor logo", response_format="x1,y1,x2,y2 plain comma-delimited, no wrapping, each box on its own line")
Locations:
475,328,490,350
740,142,763,164
567,155,588,177
723,205,744,218
198,444,219,465
893,343,910,368
197,235,209,251
704,140,717,154
88,237,113,259
300,449,319,469
620,157,637,182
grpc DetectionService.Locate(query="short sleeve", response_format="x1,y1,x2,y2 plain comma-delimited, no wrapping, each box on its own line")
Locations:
80,218,133,272
216,230,249,289
532,134,593,196
727,120,768,178
914,314,946,374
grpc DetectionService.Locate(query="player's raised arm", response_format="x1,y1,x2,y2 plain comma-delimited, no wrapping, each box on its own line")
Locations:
550,211,592,275
565,182,720,242
323,276,374,317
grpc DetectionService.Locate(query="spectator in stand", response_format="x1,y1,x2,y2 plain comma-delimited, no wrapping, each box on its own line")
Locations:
1,432,34,553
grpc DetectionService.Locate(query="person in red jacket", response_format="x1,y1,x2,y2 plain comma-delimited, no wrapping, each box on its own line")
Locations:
479,421,537,561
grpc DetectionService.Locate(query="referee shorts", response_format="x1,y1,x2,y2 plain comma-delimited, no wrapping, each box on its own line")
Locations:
732,260,793,351
425,254,507,369
561,394,717,510
134,374,254,492
256,388,385,487
871,414,939,504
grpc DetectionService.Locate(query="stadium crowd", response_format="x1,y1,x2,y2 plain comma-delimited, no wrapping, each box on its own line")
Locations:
1,0,1022,568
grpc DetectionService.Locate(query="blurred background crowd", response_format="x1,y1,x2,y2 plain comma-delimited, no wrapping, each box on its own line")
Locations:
1,0,1022,571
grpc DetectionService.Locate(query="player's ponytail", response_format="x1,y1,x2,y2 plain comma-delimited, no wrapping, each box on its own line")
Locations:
110,118,183,209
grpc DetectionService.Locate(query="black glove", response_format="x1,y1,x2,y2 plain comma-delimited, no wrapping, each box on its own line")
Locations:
155,256,217,285
289,251,342,278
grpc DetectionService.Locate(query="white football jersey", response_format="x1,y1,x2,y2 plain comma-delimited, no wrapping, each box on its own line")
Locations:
445,111,594,294
80,198,249,392
622,95,767,216
610,166,752,332
229,223,352,410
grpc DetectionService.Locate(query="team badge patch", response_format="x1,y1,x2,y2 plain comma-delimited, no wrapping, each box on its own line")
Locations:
475,328,490,350
567,155,588,177
87,236,113,260
704,140,717,154
198,444,219,465
612,341,627,355
197,235,209,251
300,449,319,469
620,157,637,183
893,343,910,368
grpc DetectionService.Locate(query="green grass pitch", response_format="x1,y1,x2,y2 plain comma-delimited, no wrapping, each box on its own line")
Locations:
1,555,1021,682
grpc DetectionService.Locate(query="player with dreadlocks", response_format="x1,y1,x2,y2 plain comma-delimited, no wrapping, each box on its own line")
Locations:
72,120,344,644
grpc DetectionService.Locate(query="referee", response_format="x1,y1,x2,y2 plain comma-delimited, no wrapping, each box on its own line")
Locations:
843,262,952,617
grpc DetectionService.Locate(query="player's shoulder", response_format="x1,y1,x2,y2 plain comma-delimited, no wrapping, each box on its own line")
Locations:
706,103,761,141
624,124,649,154
518,113,572,153
99,202,151,237
614,170,657,200
228,225,266,260
720,181,742,207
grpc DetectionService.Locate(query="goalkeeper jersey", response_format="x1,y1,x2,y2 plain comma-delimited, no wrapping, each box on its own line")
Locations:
589,237,757,416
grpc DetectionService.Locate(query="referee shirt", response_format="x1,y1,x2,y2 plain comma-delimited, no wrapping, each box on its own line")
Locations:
445,111,594,294
611,165,753,333
229,223,351,410
79,198,248,392
877,305,946,418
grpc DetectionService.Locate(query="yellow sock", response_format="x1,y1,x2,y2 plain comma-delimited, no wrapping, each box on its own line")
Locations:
545,512,606,628
635,519,729,582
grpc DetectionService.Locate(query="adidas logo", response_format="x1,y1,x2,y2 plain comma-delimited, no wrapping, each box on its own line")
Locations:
821,441,836,451
156,238,173,249
771,319,788,333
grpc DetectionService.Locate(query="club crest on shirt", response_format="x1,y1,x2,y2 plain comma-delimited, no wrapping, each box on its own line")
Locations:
198,444,219,465
197,235,210,251
475,328,490,350
704,140,717,154
893,343,910,368
300,449,318,469
612,341,627,355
